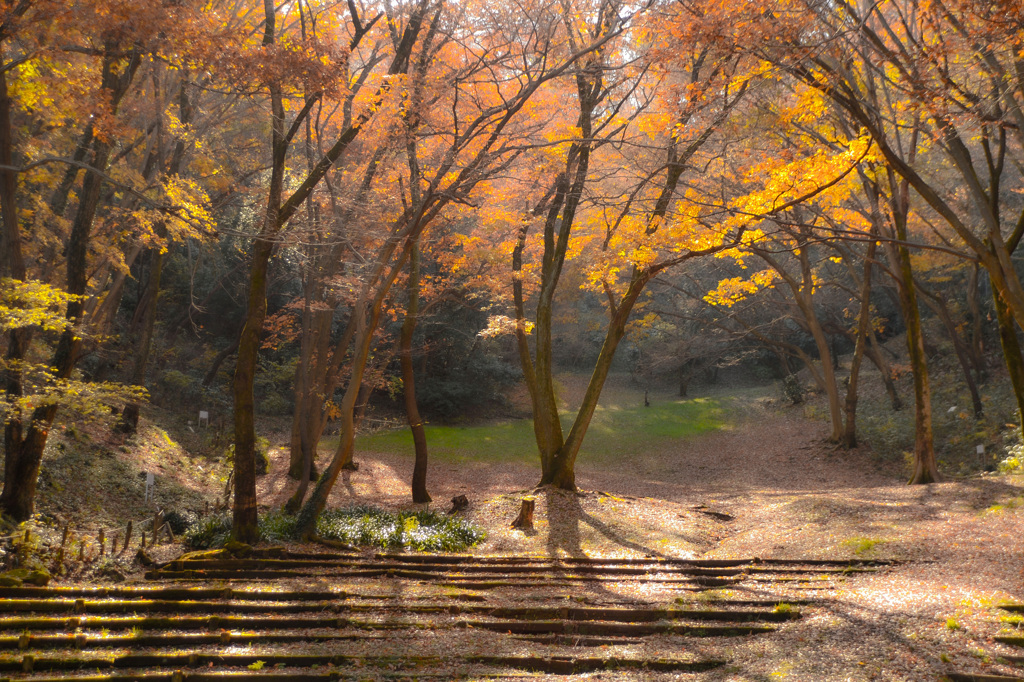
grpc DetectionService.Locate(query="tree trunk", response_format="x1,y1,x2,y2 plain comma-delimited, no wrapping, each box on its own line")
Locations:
918,282,984,418
885,179,937,484
532,177,571,481
1,406,58,521
993,288,1024,439
804,302,844,441
120,247,164,433
288,268,322,479
966,263,986,379
231,236,274,543
842,235,876,448
511,218,552,470
401,242,431,503
231,0,287,542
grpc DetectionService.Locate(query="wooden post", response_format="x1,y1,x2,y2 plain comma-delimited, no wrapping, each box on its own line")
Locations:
511,497,535,531
19,528,30,565
150,510,163,547
111,531,120,556
56,526,69,568
140,531,146,549
78,541,85,562
98,529,105,556
123,521,133,553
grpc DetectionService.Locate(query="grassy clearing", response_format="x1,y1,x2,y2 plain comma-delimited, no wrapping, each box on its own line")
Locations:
354,396,732,465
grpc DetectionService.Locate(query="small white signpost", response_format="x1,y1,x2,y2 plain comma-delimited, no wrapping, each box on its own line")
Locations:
198,410,210,428
144,472,155,503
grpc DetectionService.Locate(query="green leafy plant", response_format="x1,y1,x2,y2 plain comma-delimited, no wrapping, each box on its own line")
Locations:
316,506,485,551
183,506,484,552
247,660,265,671
182,514,231,549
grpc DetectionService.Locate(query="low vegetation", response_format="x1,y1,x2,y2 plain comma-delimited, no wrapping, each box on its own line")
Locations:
183,507,485,553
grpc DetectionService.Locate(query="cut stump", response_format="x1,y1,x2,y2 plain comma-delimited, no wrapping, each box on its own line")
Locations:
449,495,469,515
511,497,535,531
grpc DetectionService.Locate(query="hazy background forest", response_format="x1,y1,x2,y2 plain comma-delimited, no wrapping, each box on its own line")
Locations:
1,0,1024,546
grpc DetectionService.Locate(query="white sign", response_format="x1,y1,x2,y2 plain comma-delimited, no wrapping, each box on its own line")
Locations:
144,472,155,503
198,411,210,427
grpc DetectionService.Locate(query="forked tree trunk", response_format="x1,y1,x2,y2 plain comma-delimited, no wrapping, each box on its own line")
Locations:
511,217,560,473
545,276,649,489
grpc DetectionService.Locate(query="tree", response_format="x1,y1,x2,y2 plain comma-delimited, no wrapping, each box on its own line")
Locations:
1,0,213,519
292,0,640,536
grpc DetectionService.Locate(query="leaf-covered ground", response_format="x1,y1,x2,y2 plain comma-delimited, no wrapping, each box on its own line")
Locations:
15,374,1024,679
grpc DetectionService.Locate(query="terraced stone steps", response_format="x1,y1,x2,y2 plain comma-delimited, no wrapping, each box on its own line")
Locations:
146,554,877,589
947,603,1024,681
0,553,886,681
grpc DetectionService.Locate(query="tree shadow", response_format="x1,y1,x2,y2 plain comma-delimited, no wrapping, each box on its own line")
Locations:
542,486,673,560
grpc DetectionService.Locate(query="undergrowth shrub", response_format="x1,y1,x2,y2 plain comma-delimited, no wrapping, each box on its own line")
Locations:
182,507,485,552
183,513,231,549
999,426,1024,474
223,436,270,476
316,506,485,551
857,356,1016,475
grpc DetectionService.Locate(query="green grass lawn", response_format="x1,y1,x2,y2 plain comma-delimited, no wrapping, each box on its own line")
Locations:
354,396,732,465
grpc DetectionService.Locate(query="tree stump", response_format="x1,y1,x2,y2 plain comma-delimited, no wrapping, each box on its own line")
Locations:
448,495,469,514
511,497,535,531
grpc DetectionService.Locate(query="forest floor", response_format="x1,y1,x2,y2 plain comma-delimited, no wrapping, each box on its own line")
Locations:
14,374,1024,680
256,375,1024,680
